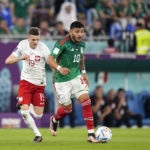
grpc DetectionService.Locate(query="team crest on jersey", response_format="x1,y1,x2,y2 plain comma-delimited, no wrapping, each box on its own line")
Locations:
35,56,40,62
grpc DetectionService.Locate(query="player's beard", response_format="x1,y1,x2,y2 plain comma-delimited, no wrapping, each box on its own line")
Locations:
71,34,81,43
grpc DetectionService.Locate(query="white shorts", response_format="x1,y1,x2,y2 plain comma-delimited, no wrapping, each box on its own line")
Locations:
54,75,89,106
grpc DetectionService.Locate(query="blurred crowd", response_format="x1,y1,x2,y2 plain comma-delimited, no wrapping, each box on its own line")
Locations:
90,86,143,127
0,0,150,41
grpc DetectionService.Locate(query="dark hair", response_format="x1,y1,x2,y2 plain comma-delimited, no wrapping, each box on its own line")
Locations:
70,21,84,30
117,88,125,93
56,21,63,25
28,27,40,35
136,23,143,28
108,38,114,46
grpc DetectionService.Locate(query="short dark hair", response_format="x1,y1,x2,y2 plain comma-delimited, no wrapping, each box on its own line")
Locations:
70,21,84,30
136,23,143,28
28,27,40,35
117,88,125,93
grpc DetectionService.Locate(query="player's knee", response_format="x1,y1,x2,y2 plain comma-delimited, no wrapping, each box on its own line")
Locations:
34,113,43,119
21,110,30,120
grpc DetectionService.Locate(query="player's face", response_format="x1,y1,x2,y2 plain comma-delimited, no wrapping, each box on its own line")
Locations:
70,28,84,43
27,35,40,49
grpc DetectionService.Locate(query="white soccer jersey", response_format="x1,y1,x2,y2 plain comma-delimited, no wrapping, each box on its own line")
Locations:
12,40,50,86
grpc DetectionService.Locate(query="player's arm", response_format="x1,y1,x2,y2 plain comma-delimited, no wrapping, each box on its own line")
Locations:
47,55,70,75
80,55,89,86
5,53,30,65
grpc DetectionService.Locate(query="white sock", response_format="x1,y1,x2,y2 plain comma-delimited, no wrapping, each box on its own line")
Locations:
88,129,94,134
21,110,41,137
29,104,43,119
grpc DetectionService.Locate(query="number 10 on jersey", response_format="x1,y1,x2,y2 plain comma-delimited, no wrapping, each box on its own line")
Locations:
73,54,80,63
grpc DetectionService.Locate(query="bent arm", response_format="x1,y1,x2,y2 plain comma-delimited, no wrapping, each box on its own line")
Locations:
47,55,59,70
5,54,23,65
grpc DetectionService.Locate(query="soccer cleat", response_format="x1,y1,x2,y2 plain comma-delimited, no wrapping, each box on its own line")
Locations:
87,133,99,143
33,136,43,143
49,116,58,136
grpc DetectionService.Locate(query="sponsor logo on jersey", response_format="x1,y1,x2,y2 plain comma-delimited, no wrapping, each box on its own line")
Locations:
35,56,40,62
53,47,60,54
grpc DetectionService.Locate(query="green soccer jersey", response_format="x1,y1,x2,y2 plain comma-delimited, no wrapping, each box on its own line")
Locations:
51,36,85,82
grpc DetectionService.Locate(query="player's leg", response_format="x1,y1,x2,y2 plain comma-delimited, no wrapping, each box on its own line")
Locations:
30,85,45,142
72,76,98,143
18,80,42,142
77,93,98,143
50,81,72,136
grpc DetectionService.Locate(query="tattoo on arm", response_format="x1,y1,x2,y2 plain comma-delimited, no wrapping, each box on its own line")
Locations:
80,55,85,71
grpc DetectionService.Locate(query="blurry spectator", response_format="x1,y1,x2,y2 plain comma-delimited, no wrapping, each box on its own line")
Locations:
130,0,147,18
56,2,77,31
90,20,106,39
31,8,54,27
0,19,11,35
100,89,116,127
10,0,33,25
91,86,105,127
39,20,51,37
96,0,117,33
11,17,27,35
0,0,12,28
110,21,124,40
77,13,89,37
114,88,142,127
53,21,68,37
145,12,150,30
115,0,136,29
83,0,99,27
129,22,150,54
103,38,119,54
54,0,65,17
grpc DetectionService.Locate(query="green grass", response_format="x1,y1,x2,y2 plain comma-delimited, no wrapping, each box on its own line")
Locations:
0,128,150,150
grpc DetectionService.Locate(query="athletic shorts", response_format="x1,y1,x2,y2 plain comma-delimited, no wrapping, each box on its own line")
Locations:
54,75,89,106
18,80,45,107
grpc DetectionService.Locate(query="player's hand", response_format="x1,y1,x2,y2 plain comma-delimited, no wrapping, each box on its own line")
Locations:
82,73,89,87
20,54,30,61
59,67,70,75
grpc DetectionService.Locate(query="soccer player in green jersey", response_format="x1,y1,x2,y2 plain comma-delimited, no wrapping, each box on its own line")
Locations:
47,21,98,143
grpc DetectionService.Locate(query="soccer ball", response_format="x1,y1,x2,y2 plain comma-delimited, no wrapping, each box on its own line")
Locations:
95,126,112,143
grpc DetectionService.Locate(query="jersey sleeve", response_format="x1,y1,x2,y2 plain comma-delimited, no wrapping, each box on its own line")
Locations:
43,44,51,62
50,41,64,58
12,41,23,57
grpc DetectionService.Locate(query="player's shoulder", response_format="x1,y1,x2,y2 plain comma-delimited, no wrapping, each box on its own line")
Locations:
57,36,70,46
19,39,28,45
38,41,50,52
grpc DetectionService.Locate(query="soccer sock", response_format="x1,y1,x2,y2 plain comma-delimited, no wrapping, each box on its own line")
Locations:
29,104,43,119
81,98,94,133
54,107,72,122
21,110,41,137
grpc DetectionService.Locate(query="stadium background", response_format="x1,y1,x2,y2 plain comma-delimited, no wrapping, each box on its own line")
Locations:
0,0,150,128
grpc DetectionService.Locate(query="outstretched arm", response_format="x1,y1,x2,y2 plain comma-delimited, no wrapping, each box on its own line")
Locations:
80,55,89,86
47,55,70,75
5,54,30,65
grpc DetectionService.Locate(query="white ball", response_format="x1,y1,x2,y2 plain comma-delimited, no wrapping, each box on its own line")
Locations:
95,126,112,143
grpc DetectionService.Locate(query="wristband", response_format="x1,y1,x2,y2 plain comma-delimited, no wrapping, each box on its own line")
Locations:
57,65,61,71
82,70,86,74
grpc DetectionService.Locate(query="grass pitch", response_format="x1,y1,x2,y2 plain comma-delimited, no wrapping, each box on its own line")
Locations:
0,128,150,150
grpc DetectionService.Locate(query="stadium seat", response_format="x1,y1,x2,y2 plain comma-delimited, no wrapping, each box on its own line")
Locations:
125,90,139,113
138,91,150,118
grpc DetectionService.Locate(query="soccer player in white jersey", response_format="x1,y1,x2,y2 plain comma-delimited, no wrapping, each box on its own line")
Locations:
5,27,50,142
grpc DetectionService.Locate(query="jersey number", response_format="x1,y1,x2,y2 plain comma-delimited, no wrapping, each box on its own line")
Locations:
73,54,80,63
